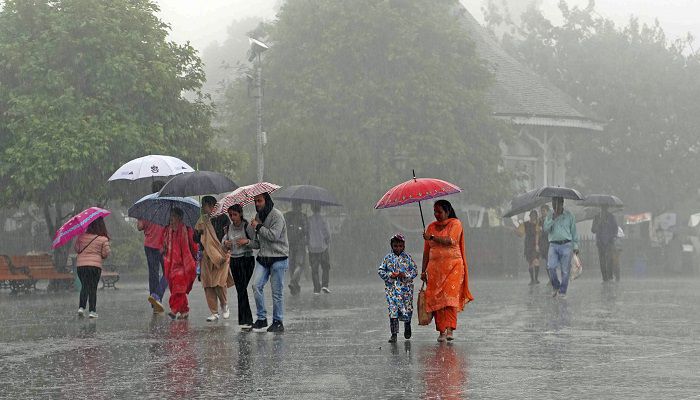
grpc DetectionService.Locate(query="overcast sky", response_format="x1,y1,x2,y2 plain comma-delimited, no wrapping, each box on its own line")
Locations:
156,0,700,53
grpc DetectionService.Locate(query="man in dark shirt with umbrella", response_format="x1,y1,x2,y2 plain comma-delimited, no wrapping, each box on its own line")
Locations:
285,201,308,296
592,206,619,282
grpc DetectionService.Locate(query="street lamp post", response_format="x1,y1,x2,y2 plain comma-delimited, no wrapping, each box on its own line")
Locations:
248,37,269,182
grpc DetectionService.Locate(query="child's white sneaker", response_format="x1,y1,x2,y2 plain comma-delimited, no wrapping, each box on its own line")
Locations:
206,313,219,322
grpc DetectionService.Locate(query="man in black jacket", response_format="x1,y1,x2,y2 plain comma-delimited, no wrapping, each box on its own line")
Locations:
284,201,308,296
592,206,619,282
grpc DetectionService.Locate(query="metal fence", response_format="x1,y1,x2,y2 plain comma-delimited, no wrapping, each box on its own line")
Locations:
4,214,698,279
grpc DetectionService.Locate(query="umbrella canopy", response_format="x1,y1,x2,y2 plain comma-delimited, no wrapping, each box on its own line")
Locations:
535,186,584,200
375,177,461,210
375,172,461,229
274,185,342,207
128,193,201,228
503,189,550,218
158,171,239,197
52,207,111,249
212,182,281,216
572,205,623,222
579,194,624,208
108,155,194,181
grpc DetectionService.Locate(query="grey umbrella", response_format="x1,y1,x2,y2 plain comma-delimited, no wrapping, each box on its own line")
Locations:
503,189,550,218
579,194,624,208
274,185,342,207
574,205,624,222
158,171,238,197
536,186,584,200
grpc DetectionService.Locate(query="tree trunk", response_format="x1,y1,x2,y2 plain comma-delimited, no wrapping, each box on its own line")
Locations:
44,202,75,274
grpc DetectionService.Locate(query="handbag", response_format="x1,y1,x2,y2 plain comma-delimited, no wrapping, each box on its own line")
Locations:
417,281,433,326
571,253,583,280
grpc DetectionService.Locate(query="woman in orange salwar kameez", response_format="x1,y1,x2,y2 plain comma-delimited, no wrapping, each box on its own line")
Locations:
421,200,474,342
163,207,198,320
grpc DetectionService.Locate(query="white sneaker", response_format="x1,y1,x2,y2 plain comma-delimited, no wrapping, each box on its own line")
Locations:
206,313,219,322
321,287,331,294
222,305,230,319
240,324,253,331
88,311,98,319
77,308,85,317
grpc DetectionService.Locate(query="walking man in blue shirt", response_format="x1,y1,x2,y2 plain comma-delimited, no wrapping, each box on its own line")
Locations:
543,197,579,299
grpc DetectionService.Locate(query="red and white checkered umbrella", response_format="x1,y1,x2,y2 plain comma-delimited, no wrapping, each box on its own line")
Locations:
212,182,281,216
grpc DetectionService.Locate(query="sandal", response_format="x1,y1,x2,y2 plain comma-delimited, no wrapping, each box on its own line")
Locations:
437,331,447,342
446,328,454,341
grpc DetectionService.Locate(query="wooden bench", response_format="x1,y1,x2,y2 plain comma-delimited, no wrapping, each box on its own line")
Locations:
10,254,73,291
0,255,35,294
100,265,120,290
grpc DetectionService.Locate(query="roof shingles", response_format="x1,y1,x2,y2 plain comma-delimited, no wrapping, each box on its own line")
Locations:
459,9,602,130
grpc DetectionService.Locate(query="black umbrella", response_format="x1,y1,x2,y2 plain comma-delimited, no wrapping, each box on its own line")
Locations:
503,189,550,218
575,206,624,222
158,171,238,197
579,194,624,208
128,193,201,228
274,185,342,207
536,186,584,200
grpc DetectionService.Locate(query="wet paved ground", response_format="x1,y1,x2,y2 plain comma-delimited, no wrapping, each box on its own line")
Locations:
1,275,700,399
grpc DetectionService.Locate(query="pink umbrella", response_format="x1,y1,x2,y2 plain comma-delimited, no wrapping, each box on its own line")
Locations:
52,207,111,249
212,182,281,216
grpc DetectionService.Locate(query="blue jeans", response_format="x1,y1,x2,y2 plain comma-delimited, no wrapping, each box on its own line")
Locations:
252,259,288,322
547,242,573,294
145,246,168,300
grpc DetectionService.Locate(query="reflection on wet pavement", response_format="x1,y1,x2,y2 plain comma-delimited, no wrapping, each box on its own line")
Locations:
1,278,699,398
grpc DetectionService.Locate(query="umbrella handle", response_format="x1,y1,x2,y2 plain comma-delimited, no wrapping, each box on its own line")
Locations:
413,170,426,230
418,200,426,230
411,169,425,232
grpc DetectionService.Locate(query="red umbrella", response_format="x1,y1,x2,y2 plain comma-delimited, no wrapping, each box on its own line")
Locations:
375,171,461,229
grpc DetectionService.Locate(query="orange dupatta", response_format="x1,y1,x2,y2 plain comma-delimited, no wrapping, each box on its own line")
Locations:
424,218,474,313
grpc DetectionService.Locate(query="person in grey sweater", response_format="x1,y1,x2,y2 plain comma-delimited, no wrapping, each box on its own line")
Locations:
248,192,289,333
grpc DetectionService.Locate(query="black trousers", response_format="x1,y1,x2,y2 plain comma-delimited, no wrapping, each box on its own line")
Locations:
597,244,614,281
230,256,255,325
309,250,330,292
77,266,102,312
288,244,306,286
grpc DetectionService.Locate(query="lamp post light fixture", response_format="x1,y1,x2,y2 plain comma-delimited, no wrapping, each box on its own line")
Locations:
248,37,269,182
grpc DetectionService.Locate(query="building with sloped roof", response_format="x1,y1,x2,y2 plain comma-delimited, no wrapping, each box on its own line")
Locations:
459,8,604,194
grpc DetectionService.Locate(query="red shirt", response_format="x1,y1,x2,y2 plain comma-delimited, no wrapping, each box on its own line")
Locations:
139,220,165,249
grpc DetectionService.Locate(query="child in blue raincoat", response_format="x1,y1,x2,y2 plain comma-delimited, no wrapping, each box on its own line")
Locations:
378,233,417,343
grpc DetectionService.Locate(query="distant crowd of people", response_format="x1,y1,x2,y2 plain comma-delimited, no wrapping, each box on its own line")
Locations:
514,199,622,297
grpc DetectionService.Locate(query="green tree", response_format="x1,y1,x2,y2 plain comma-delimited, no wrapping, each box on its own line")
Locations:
220,0,509,208
485,0,700,213
219,0,510,269
0,0,234,266
200,17,262,99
